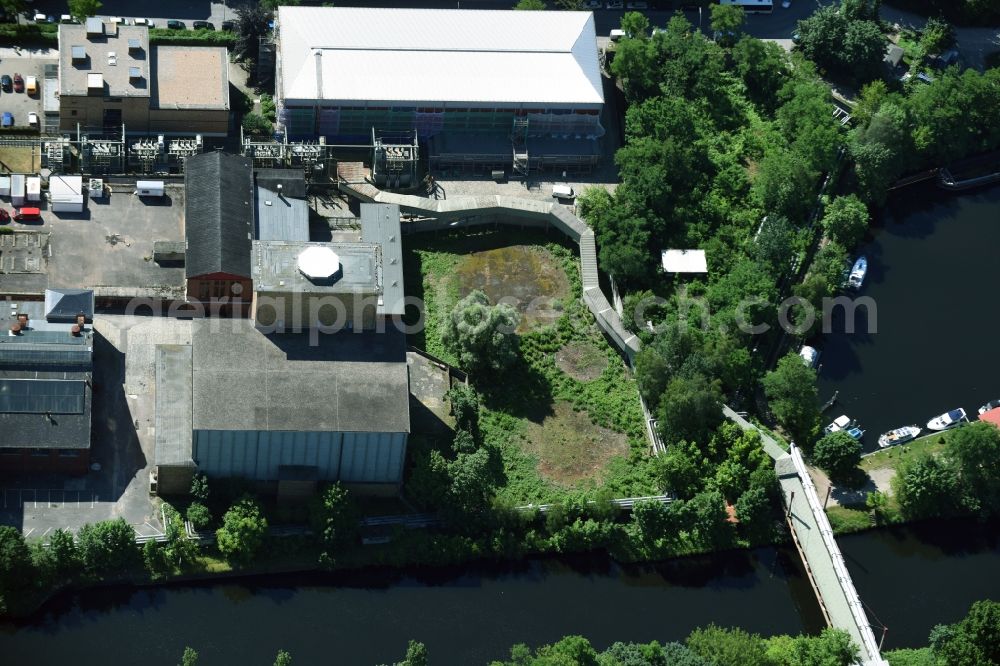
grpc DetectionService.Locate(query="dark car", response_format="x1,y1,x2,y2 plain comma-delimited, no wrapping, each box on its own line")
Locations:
192,21,214,30
0,75,10,92
12,73,23,93
220,20,235,32
166,19,186,30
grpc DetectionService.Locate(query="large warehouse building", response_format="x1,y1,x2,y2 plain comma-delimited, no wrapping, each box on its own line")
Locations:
275,7,605,172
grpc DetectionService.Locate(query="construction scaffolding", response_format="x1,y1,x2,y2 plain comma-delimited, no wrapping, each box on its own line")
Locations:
372,129,419,189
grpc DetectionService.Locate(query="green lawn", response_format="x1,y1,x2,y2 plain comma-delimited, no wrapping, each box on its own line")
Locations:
860,431,949,473
402,229,658,504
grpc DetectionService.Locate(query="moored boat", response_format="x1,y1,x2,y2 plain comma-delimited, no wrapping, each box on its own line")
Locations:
847,256,867,290
978,399,1000,416
926,408,967,431
823,414,853,435
878,425,921,448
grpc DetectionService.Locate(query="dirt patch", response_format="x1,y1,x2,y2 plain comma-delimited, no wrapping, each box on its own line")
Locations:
0,146,37,174
523,401,628,487
555,341,608,382
454,245,570,333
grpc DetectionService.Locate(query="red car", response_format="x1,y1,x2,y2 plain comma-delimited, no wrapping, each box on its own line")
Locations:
14,207,40,221
13,73,23,93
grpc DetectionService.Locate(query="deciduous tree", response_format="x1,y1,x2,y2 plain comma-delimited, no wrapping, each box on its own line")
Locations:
763,352,820,447
442,290,520,373
656,373,723,447
216,498,268,565
68,0,102,22
813,430,863,484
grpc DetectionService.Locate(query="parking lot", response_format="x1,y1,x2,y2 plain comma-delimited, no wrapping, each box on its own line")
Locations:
5,183,187,298
0,47,55,130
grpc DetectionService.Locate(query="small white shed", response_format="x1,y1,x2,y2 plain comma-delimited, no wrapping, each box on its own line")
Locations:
50,175,85,213
135,180,165,197
661,249,708,274
26,176,41,202
10,174,25,206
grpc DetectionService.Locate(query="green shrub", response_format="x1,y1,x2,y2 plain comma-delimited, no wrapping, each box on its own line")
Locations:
259,93,276,123
186,502,212,530
242,112,272,136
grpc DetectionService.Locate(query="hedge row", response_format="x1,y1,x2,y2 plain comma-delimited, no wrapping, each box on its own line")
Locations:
0,25,236,49
148,28,236,48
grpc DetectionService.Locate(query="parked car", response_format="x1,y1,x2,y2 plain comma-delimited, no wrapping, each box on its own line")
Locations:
583,0,602,8
110,17,127,26
12,73,23,93
33,13,52,23
192,20,215,30
134,18,152,27
220,20,235,31
60,14,76,24
626,1,648,8
27,111,38,127
166,19,186,29
0,75,10,93
1,112,13,127
606,0,624,8
14,207,41,222
0,209,10,224
25,76,37,96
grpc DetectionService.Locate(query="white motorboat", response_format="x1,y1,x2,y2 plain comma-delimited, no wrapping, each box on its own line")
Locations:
799,345,819,368
847,256,867,290
878,425,921,448
824,414,853,435
978,399,1000,416
926,408,967,431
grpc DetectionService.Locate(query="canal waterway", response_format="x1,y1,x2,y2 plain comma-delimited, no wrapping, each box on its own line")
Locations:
0,547,824,666
816,184,1000,452
2,519,998,665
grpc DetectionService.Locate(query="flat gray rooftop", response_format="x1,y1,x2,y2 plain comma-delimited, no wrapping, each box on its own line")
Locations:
191,319,410,434
155,344,193,466
252,241,380,294
360,203,405,316
255,183,309,242
59,23,151,98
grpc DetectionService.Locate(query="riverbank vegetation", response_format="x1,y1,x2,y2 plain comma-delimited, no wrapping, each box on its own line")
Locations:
827,423,1000,533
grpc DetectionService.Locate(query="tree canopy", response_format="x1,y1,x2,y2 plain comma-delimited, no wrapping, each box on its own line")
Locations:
442,290,520,373
216,498,269,565
763,353,820,446
813,431,863,484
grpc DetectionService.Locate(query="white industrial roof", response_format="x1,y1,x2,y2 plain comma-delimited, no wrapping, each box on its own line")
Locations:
277,7,604,107
661,249,708,274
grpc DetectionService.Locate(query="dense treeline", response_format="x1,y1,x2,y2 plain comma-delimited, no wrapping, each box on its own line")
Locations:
848,67,1000,203
892,421,1000,520
587,11,847,460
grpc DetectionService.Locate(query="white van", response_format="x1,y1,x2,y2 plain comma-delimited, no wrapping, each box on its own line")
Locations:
552,184,575,200
609,29,626,42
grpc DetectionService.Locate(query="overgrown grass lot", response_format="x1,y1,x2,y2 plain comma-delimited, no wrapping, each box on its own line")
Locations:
403,228,658,505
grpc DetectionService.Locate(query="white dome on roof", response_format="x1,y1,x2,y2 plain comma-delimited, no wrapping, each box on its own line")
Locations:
297,246,340,281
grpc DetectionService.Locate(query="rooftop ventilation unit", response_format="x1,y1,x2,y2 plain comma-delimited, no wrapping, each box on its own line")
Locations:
71,45,86,62
107,51,117,66
129,67,141,79
87,73,103,92
85,17,103,37
127,38,141,51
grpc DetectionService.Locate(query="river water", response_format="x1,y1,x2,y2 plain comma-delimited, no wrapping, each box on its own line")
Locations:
1,520,998,665
816,184,1000,452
